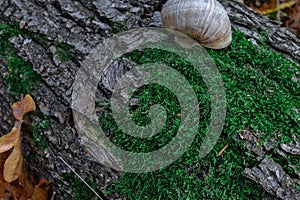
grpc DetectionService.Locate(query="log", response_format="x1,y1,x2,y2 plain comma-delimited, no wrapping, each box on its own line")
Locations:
0,0,299,199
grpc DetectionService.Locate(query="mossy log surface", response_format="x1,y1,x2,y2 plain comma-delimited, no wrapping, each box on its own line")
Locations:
0,0,299,199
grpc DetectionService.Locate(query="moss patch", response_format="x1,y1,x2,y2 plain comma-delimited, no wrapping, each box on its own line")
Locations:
0,21,76,98
100,29,299,199
61,173,99,200
0,22,40,98
53,41,74,62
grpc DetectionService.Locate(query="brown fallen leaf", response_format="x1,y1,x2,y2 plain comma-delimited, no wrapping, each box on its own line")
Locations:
252,0,296,15
0,151,9,181
2,123,23,184
1,94,36,183
31,178,51,200
18,162,35,197
12,94,36,121
0,94,51,199
0,126,20,153
285,1,300,37
0,152,30,200
3,145,24,183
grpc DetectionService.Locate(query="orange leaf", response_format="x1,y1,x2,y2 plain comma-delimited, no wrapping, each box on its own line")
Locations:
3,146,24,182
0,94,37,199
31,178,51,200
0,151,34,198
0,126,20,153
0,152,28,200
18,160,34,197
0,180,29,200
0,180,15,199
0,151,10,181
12,94,36,121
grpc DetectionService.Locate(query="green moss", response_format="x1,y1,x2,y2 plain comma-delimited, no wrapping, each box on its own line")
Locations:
2,19,298,200
0,22,40,98
61,173,99,200
89,16,95,22
109,21,128,36
53,41,73,62
0,20,75,98
296,182,300,191
32,117,50,152
101,29,299,199
24,31,48,48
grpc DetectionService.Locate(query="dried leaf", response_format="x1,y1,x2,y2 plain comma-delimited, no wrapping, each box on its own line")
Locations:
254,0,297,15
0,152,28,200
249,0,277,14
0,180,15,199
0,94,46,200
31,178,51,200
0,126,20,153
285,1,300,37
0,152,10,181
18,160,34,196
12,94,36,121
3,146,24,183
0,180,31,200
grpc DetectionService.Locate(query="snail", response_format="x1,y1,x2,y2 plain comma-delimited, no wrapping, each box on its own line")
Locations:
161,0,232,49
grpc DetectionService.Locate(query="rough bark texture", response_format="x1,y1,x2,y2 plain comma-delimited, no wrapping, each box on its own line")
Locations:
0,0,299,199
244,158,300,200
240,128,300,200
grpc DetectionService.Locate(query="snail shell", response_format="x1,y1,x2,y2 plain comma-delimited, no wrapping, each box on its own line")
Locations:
161,0,232,49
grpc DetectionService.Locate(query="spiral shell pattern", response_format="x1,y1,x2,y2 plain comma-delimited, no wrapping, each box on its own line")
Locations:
161,0,232,49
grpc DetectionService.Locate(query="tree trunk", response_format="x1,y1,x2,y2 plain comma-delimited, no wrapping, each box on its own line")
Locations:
0,0,299,199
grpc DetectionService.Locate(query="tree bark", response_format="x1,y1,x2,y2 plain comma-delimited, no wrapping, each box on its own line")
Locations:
0,0,299,199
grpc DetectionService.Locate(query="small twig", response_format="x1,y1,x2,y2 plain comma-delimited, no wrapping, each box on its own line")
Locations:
58,156,104,200
50,191,56,200
276,0,280,22
217,143,229,157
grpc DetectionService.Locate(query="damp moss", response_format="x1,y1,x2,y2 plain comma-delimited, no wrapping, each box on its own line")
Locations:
101,29,299,199
0,22,40,98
